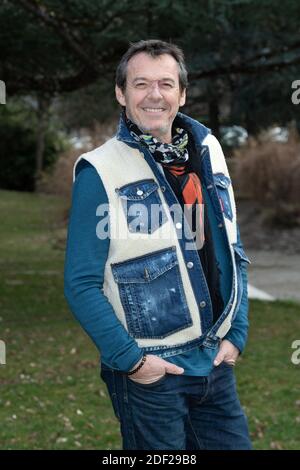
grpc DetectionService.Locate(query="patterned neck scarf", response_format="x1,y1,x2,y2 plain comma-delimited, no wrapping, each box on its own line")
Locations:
125,114,189,165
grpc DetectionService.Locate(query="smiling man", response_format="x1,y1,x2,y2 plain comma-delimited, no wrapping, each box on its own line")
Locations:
115,52,186,143
64,40,252,450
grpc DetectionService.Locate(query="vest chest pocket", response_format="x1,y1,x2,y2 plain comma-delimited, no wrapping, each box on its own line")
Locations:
116,179,167,234
213,173,233,221
111,246,193,339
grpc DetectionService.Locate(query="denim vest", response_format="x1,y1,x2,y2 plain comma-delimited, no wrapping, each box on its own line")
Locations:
73,112,250,359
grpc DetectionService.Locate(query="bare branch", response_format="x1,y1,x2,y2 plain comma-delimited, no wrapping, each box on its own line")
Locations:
5,67,100,95
190,52,300,80
15,0,99,74
246,39,300,64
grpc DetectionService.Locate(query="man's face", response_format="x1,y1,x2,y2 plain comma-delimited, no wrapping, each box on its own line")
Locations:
115,52,186,143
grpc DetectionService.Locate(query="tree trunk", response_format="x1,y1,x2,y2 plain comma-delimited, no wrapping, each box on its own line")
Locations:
208,94,220,139
35,94,50,189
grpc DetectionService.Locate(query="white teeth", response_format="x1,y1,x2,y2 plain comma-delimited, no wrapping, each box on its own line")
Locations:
143,108,164,113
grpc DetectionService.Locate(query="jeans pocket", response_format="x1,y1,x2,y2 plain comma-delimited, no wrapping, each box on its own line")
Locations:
220,361,234,369
128,373,168,388
116,179,167,234
111,246,192,339
214,173,233,221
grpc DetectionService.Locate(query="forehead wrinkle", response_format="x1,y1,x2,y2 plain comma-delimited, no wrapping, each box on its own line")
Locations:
127,53,180,83
132,77,176,84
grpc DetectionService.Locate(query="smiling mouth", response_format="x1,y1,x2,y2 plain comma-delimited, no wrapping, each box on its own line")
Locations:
142,107,165,113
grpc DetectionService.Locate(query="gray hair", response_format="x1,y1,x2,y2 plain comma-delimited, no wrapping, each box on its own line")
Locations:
116,39,188,92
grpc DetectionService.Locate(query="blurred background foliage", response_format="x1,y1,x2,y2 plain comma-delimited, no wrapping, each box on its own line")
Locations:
1,0,300,220
0,98,67,191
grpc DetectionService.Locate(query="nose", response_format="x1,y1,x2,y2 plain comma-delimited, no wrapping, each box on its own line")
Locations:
147,82,163,99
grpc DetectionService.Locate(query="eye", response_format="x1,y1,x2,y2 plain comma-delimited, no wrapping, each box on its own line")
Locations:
161,82,173,89
135,82,147,89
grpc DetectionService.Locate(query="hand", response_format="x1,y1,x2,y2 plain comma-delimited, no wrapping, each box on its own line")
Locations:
213,339,240,367
129,354,184,384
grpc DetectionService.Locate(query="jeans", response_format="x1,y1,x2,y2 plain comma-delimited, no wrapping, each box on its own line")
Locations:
100,361,252,450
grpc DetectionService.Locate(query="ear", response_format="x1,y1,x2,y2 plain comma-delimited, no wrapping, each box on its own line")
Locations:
115,85,126,107
179,88,186,107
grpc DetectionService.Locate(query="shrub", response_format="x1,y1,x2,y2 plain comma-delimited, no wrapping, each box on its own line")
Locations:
233,128,300,227
38,121,116,199
0,101,66,192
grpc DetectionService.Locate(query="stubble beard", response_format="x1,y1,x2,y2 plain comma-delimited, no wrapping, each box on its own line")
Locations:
137,120,171,142
126,108,171,142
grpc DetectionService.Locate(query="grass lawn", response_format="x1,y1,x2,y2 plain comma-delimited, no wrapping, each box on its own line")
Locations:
0,189,299,450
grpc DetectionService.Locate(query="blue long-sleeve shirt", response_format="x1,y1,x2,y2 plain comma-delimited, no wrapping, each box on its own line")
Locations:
64,159,249,375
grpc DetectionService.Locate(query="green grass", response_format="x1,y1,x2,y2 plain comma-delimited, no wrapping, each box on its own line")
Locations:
0,189,299,450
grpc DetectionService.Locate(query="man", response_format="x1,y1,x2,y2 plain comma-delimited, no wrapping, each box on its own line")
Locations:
64,39,252,450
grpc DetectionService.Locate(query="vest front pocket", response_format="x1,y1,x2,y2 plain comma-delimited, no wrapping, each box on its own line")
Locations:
111,246,193,339
116,179,167,234
213,173,233,221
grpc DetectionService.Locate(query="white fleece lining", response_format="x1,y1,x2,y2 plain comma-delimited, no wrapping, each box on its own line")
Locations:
202,134,239,334
73,135,239,347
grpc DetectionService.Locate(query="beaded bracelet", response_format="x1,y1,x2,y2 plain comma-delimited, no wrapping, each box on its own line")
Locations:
127,355,147,376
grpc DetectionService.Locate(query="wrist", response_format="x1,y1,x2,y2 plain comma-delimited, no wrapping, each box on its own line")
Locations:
127,355,147,376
